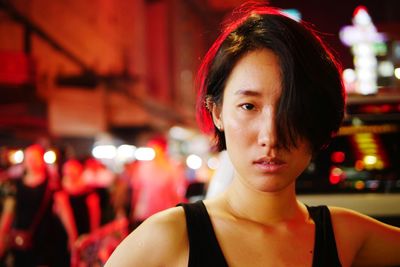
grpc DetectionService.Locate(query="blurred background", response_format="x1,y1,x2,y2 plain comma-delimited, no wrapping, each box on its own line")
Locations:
0,0,400,265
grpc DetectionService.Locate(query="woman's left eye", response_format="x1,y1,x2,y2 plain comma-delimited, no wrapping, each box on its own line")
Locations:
240,103,255,111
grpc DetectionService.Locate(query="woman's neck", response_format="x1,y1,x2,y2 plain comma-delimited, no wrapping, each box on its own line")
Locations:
223,177,306,226
63,179,88,195
24,170,46,187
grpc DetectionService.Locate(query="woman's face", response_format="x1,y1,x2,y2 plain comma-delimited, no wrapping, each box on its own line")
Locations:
212,49,312,193
24,146,45,173
63,161,83,183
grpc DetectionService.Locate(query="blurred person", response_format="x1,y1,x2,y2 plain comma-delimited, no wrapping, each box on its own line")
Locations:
82,158,115,189
205,150,234,199
82,158,115,224
53,159,101,265
111,161,138,220
0,144,59,267
130,136,187,228
106,2,400,266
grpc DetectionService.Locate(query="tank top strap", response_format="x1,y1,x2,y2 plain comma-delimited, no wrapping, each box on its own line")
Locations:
178,201,229,267
307,205,342,267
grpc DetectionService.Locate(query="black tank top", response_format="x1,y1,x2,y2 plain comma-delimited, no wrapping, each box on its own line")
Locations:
14,178,51,229
179,201,342,267
68,192,92,235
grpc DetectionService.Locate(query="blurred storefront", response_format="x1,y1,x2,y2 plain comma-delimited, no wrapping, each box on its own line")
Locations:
0,0,211,157
297,92,400,225
296,4,400,225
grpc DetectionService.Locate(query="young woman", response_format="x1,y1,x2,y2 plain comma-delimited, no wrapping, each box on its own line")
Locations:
106,2,400,266
0,144,59,267
53,159,101,254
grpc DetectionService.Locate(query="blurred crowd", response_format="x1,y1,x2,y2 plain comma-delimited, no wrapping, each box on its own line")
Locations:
0,138,202,267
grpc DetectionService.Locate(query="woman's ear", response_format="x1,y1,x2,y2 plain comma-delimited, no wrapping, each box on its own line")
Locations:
211,103,223,131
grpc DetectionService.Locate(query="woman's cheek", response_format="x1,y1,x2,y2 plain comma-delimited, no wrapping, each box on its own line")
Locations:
224,117,254,144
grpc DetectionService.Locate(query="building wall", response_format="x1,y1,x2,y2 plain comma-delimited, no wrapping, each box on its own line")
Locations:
0,0,209,143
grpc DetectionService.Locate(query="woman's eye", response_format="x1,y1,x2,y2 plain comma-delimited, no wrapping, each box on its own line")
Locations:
240,103,255,111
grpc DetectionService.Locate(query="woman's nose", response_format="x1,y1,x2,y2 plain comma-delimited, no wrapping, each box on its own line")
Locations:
257,108,278,148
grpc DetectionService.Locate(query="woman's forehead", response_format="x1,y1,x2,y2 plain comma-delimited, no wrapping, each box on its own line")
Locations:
223,49,282,98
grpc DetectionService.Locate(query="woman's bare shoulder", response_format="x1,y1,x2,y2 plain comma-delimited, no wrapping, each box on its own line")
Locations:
105,206,188,267
328,205,399,233
329,206,376,225
328,206,400,266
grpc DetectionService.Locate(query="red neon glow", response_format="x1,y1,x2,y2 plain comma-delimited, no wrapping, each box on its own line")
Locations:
331,151,345,163
353,6,368,18
381,104,391,113
329,173,341,185
329,167,343,185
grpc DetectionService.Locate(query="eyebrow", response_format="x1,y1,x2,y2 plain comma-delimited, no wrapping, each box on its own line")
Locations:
234,89,262,96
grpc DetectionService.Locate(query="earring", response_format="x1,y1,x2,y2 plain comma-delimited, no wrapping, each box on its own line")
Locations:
205,96,213,111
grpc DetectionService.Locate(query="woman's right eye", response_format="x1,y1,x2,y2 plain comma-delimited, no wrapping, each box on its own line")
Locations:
240,103,255,111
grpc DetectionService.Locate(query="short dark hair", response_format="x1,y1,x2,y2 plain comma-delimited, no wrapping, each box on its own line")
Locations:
196,2,345,154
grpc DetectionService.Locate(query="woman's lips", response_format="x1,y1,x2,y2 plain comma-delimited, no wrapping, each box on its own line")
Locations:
253,158,287,172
